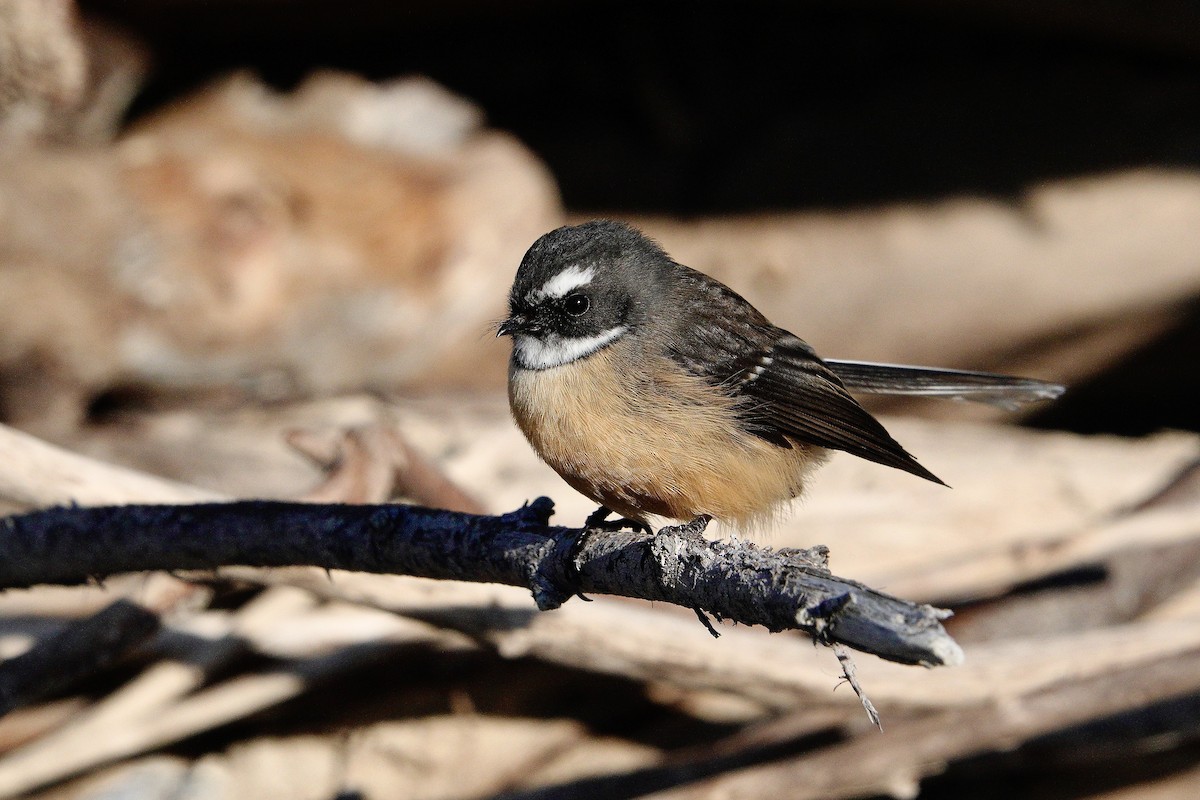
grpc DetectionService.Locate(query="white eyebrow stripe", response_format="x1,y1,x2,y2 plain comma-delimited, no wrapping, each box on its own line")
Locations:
512,325,627,370
537,265,596,300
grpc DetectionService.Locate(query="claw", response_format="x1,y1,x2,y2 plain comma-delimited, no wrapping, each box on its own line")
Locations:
585,506,652,535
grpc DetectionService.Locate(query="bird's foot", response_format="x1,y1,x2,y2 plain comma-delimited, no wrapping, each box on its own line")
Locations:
585,506,653,535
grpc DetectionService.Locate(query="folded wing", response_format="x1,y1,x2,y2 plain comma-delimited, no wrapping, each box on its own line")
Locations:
736,338,947,485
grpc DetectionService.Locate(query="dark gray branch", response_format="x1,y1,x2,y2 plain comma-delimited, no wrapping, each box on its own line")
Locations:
0,499,962,667
0,599,161,717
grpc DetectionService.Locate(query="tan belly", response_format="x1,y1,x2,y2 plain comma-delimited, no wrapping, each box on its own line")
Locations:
507,341,824,528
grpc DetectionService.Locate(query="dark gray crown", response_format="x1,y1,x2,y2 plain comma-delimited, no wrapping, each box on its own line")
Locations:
505,221,674,343
510,220,670,305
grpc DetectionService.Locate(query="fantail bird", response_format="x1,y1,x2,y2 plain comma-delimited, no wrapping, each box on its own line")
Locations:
498,220,1064,537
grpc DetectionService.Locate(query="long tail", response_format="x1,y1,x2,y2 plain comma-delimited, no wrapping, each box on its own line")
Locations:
825,359,1065,411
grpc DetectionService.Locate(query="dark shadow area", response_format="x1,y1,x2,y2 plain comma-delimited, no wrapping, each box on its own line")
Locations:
1001,563,1110,595
489,725,842,800
170,644,746,758
79,0,1200,214
1027,298,1200,435
911,692,1200,800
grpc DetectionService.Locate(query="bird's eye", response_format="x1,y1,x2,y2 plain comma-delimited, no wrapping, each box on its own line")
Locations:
563,293,590,316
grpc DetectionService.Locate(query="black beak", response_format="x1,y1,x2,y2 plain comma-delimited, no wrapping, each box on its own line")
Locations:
496,316,524,338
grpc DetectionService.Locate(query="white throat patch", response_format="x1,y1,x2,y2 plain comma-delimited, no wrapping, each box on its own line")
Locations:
526,265,595,303
513,325,627,370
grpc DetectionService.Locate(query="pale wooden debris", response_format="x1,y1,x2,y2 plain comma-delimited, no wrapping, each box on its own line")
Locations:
3,395,1200,798
0,423,219,509
0,586,471,797
647,639,1200,800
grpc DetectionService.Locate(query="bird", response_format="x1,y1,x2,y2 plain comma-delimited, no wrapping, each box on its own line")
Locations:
497,220,1063,538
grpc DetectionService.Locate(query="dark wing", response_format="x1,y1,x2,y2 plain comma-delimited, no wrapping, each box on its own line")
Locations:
664,269,944,485
824,360,1065,411
737,337,946,485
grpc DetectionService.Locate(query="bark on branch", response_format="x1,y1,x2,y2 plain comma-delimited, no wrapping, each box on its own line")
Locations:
0,498,962,667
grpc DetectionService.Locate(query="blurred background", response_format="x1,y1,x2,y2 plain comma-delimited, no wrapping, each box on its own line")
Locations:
1,0,1199,798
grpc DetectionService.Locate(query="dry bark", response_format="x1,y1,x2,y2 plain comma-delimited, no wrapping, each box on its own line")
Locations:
0,499,961,668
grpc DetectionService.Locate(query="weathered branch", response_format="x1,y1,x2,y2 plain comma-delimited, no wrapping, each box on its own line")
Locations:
0,499,962,666
0,600,160,718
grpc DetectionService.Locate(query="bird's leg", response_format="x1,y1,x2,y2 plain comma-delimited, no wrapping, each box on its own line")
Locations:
585,506,653,535
657,514,713,542
584,506,613,528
